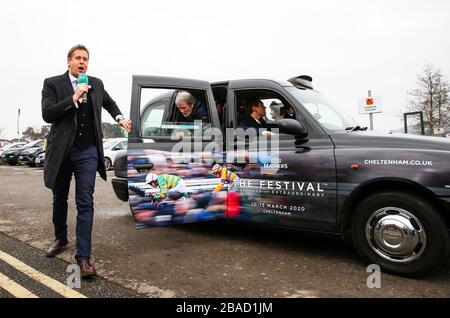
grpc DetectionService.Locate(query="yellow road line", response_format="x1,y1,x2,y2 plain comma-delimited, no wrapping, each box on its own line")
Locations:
0,250,87,298
0,272,38,298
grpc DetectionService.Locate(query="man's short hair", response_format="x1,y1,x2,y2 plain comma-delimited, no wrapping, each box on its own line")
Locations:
175,91,197,106
246,97,262,115
67,44,90,60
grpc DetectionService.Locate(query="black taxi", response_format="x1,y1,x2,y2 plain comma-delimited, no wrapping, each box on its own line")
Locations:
112,75,450,276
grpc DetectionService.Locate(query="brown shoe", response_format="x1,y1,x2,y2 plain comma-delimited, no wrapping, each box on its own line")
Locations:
77,260,97,278
46,239,68,258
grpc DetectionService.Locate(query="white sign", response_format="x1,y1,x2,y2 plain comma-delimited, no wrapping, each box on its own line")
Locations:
434,127,445,135
358,96,382,114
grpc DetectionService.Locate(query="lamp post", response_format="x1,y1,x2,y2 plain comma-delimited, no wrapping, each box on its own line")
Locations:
17,108,21,142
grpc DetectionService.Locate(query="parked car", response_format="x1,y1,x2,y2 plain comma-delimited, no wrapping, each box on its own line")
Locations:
0,142,27,157
9,138,29,143
18,144,45,167
111,75,450,276
0,139,11,148
103,138,128,170
35,152,45,167
1,140,43,165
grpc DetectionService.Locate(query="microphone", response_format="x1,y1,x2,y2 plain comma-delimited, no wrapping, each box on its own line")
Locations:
77,73,89,103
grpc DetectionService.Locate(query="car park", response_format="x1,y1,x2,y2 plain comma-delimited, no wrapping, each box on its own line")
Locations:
103,138,128,170
111,75,450,276
1,140,43,165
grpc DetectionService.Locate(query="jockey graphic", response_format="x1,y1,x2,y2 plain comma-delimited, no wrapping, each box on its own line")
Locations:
211,164,240,193
145,173,187,200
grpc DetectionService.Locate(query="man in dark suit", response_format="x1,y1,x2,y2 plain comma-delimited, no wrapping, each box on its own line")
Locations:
237,98,276,137
41,44,132,277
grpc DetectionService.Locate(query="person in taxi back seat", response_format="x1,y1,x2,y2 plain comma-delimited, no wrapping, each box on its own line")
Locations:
173,91,208,123
269,101,282,123
283,105,296,119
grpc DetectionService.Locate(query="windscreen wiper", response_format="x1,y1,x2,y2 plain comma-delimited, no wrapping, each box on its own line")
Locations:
345,126,368,131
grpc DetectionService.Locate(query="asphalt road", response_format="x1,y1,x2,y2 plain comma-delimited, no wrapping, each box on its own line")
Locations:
0,164,449,298
0,231,139,298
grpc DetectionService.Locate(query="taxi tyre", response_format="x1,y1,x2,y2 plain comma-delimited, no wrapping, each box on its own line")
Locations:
351,190,450,277
104,157,112,171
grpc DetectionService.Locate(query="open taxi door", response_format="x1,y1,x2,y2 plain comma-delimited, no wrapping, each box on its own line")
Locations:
127,76,226,228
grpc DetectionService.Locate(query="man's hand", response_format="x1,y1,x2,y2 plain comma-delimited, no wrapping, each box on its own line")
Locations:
262,130,276,136
118,118,132,133
73,84,89,103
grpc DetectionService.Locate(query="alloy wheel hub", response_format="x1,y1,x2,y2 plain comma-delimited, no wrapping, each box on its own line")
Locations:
365,207,426,263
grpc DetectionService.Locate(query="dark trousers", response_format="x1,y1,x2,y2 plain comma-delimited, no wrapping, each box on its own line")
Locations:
52,145,98,262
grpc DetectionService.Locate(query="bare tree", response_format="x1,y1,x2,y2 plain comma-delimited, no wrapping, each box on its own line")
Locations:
23,123,123,141
22,127,38,140
22,125,50,140
37,125,50,139
407,64,450,135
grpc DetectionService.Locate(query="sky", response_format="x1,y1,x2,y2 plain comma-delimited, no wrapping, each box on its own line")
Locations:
1,0,449,139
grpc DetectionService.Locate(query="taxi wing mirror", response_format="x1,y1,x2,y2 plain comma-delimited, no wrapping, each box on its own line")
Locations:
278,119,308,139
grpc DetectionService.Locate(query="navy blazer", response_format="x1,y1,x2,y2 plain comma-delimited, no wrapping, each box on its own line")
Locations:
41,71,123,189
237,115,274,131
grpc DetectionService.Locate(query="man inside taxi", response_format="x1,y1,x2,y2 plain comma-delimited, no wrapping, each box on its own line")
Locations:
173,91,208,123
237,98,276,136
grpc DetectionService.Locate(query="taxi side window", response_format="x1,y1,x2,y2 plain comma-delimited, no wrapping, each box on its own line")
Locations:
140,88,211,138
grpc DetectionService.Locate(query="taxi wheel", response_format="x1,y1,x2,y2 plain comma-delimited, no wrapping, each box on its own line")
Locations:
352,190,450,276
104,157,112,171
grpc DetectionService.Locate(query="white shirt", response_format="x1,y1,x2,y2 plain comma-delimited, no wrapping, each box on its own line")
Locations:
68,73,80,108
68,73,78,93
